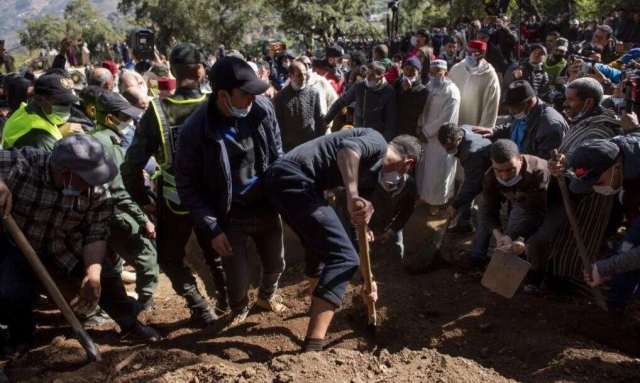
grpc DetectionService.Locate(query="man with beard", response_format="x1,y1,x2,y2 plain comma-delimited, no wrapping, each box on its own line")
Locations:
314,45,348,95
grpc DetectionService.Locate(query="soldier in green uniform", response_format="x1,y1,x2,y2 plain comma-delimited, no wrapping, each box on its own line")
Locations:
91,92,159,309
122,43,228,327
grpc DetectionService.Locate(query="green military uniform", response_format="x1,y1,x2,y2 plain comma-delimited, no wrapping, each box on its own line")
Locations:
3,103,62,150
122,86,229,313
91,119,159,301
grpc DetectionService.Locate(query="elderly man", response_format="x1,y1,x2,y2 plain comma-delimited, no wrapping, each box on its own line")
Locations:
89,68,115,92
525,78,621,291
295,56,338,119
323,62,396,141
416,59,459,208
122,87,150,110
0,135,159,356
274,61,325,152
119,71,148,95
473,80,567,160
449,40,500,128
503,44,549,96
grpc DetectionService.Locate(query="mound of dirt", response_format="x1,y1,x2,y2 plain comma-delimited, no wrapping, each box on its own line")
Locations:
152,348,515,383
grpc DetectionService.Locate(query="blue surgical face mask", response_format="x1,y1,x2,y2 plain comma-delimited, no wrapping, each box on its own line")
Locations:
62,173,84,196
496,173,522,187
225,92,252,118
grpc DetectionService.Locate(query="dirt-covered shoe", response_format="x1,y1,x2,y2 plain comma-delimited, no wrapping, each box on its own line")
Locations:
223,308,249,331
255,294,288,313
189,300,219,328
138,296,157,311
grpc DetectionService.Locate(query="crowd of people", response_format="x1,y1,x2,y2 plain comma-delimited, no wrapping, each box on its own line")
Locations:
0,7,640,362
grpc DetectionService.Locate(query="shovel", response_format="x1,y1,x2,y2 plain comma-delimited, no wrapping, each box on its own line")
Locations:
1,211,102,362
482,238,530,298
354,201,377,338
403,215,452,275
550,149,608,310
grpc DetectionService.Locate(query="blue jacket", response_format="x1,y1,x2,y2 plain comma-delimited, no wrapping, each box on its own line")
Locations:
175,95,283,238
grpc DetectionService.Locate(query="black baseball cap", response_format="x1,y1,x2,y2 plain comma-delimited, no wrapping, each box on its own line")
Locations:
567,139,621,194
326,45,347,58
504,80,535,106
210,56,270,95
529,43,547,56
96,92,144,119
34,73,80,106
170,43,207,65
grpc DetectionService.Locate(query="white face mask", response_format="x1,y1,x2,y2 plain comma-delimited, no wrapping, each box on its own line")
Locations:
593,168,622,196
430,76,443,87
611,97,625,106
496,173,522,187
513,104,529,120
464,55,478,67
335,63,343,70
140,85,149,95
282,61,291,69
366,79,380,89
380,171,402,190
406,76,419,83
410,36,418,46
117,119,134,135
290,81,306,91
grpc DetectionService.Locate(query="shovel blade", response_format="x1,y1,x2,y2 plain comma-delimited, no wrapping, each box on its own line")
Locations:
76,328,102,362
403,242,439,274
481,249,531,298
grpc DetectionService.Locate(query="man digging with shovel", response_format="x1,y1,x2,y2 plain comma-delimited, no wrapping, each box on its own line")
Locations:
0,135,159,358
264,129,422,352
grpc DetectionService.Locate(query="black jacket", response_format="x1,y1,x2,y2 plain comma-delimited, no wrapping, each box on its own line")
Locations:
451,126,492,209
394,77,428,137
492,98,567,160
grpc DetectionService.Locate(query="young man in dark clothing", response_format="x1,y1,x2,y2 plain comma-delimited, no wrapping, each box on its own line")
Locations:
438,123,493,268
264,129,422,352
176,57,287,328
479,139,550,265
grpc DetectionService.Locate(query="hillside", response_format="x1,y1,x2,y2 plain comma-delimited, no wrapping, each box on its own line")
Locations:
0,0,119,50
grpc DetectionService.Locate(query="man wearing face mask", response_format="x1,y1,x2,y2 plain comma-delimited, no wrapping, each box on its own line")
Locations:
553,135,640,312
503,44,549,96
273,50,296,91
323,61,396,141
295,57,338,120
89,92,159,310
449,41,500,129
395,57,428,137
543,38,569,88
314,45,347,95
481,139,550,259
274,61,325,152
416,60,459,209
438,123,492,269
0,135,160,357
525,78,621,291
404,28,430,62
122,43,229,327
263,129,421,352
2,73,84,151
474,80,567,160
176,56,287,329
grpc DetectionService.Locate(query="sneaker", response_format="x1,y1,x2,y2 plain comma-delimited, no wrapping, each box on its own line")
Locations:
448,224,475,234
121,321,160,342
81,308,114,328
224,308,249,330
138,296,157,311
255,294,288,313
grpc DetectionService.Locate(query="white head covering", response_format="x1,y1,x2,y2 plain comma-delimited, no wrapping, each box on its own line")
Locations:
431,60,448,70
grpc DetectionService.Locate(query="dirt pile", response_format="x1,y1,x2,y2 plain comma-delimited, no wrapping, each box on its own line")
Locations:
152,347,515,383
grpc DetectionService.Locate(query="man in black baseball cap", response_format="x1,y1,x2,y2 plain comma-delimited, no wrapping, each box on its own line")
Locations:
176,55,288,327
2,72,82,151
122,41,230,326
315,45,346,94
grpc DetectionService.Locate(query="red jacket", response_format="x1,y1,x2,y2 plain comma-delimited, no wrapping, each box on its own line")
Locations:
314,67,345,95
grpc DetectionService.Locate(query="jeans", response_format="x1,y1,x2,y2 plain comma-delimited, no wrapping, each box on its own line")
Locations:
0,232,139,340
222,213,285,312
266,160,360,308
607,217,640,311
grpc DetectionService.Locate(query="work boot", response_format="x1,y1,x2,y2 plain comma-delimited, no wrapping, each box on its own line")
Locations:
188,299,219,328
255,294,288,313
121,321,160,342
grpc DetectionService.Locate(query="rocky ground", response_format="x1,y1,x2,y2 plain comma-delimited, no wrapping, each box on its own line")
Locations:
3,204,640,382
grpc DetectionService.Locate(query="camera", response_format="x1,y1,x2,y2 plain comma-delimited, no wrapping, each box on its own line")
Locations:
130,28,155,61
569,55,596,75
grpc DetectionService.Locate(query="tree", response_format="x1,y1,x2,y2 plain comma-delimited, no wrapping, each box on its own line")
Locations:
18,0,124,50
18,15,67,50
266,0,384,47
118,0,263,54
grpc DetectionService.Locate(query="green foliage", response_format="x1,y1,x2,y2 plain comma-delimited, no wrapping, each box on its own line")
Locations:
18,0,124,50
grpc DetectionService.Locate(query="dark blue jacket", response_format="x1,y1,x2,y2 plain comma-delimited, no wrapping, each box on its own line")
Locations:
175,95,283,238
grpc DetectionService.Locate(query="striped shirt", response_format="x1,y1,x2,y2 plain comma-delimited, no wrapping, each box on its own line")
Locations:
0,147,113,272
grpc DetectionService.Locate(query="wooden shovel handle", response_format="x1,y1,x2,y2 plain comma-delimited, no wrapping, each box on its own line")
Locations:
354,200,377,325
